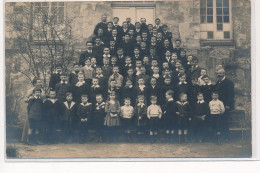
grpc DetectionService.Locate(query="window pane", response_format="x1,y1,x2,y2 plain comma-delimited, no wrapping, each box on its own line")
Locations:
224,16,229,23
217,24,223,30
42,2,48,6
207,31,214,39
35,2,40,6
52,2,57,6
217,16,223,23
201,15,206,23
216,0,222,7
223,0,229,7
207,8,213,15
223,8,229,15
207,16,213,23
217,8,222,15
207,0,213,7
224,31,230,39
58,2,64,6
200,8,206,14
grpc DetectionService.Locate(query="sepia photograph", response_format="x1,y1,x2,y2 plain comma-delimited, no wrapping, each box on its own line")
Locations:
4,0,252,159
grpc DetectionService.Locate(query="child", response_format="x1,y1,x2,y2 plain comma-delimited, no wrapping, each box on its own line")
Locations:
174,74,190,101
133,47,142,63
93,94,106,142
27,88,44,145
179,49,187,68
147,96,162,143
121,79,135,105
192,92,210,143
116,48,125,70
60,92,77,143
123,68,136,86
123,56,133,76
175,93,191,143
142,56,150,71
161,76,174,104
186,55,193,71
106,79,121,101
120,98,134,142
101,47,111,65
55,72,71,102
140,41,149,57
71,73,90,103
49,64,62,90
147,77,161,105
187,56,202,83
209,92,225,144
91,57,97,69
108,66,123,88
95,66,106,89
200,75,214,103
43,90,61,144
135,60,142,76
136,66,149,86
82,58,95,86
110,56,118,67
135,77,148,101
190,79,200,105
162,90,177,142
148,59,159,75
77,95,93,143
102,58,113,79
197,68,208,86
104,91,121,142
69,63,81,85
170,52,178,70
134,95,148,141
163,50,172,66
152,66,163,85
90,78,102,104
109,40,117,56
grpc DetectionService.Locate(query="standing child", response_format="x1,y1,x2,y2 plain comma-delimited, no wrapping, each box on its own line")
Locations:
120,98,134,142
27,88,44,145
192,92,210,143
91,57,97,69
72,73,90,103
121,79,135,106
93,94,106,142
161,76,174,105
60,92,78,143
200,75,214,103
175,93,192,143
77,95,93,143
43,90,61,144
69,63,81,85
147,96,162,143
104,91,121,142
49,64,62,90
209,92,225,144
82,58,95,86
55,72,71,102
162,90,177,142
197,68,208,86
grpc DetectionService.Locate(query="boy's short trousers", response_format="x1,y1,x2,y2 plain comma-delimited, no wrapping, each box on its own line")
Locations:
149,117,160,132
210,114,223,133
177,114,189,129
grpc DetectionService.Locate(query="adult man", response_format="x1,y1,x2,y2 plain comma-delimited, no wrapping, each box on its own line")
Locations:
153,18,162,32
214,67,235,142
79,41,94,66
94,15,108,36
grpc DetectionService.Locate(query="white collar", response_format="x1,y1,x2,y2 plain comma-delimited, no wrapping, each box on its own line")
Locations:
80,102,92,106
139,85,145,90
127,85,133,88
53,71,62,74
64,101,76,109
153,74,159,78
71,71,79,75
34,96,40,99
60,81,68,84
204,81,212,85
197,100,205,104
103,54,111,58
96,74,104,78
48,98,57,103
76,80,85,87
177,101,188,105
221,76,226,81
137,103,145,107
178,81,187,85
92,84,100,88
168,98,174,101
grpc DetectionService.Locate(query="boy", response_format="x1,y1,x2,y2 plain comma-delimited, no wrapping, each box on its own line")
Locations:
121,79,135,106
120,98,134,142
93,94,106,142
95,66,106,89
174,74,190,101
147,77,161,105
77,95,93,143
192,92,210,143
187,56,202,83
151,66,163,85
140,41,149,57
135,60,142,76
109,39,117,56
82,58,95,86
43,90,61,144
49,64,62,90
163,50,172,66
123,56,133,76
90,57,97,69
27,88,44,145
71,73,91,103
55,72,71,102
209,92,225,144
106,79,121,100
200,75,214,103
161,76,174,104
147,96,162,143
136,66,149,86
162,90,177,142
135,77,148,100
110,56,118,67
90,78,102,104
133,47,142,64
102,58,113,79
60,92,77,143
69,63,80,85
116,48,125,70
147,59,159,75
108,66,123,89
102,47,111,63
176,93,191,143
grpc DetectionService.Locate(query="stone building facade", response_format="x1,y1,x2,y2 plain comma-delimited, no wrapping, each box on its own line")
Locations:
5,0,251,124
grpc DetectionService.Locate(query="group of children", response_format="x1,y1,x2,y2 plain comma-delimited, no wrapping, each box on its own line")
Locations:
26,17,228,145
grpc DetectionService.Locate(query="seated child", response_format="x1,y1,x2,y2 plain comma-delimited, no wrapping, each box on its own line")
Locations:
120,98,134,142
77,94,93,143
209,92,225,144
175,93,191,143
147,96,162,142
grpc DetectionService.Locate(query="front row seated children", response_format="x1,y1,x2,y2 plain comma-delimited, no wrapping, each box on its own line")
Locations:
134,95,148,141
209,92,225,144
104,91,121,142
43,90,61,144
162,90,177,142
120,98,134,142
93,94,106,142
147,96,162,143
77,95,93,143
175,93,191,143
192,92,209,143
27,88,44,145
60,92,77,143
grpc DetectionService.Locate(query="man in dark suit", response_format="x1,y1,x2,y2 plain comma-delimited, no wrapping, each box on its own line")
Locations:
126,17,135,30
113,17,123,39
140,18,148,33
94,14,108,36
214,68,235,142
162,24,173,46
153,18,163,32
79,41,94,67
122,34,134,57
172,39,184,59
93,37,104,65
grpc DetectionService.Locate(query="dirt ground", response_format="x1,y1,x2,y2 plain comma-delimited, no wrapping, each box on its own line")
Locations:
6,140,251,159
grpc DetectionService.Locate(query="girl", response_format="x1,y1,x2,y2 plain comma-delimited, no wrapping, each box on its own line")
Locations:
104,91,121,142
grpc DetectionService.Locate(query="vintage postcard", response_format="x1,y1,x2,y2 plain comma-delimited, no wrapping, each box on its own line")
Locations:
4,0,253,160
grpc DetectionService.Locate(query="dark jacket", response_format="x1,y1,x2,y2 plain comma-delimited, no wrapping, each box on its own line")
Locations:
77,102,93,120
60,101,77,121
43,99,62,122
49,72,61,90
79,50,94,66
27,97,44,120
55,82,71,102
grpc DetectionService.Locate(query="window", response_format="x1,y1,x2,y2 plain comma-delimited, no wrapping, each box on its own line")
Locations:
200,0,232,40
